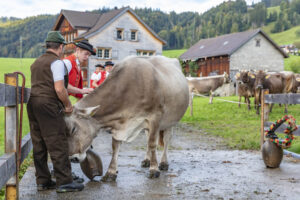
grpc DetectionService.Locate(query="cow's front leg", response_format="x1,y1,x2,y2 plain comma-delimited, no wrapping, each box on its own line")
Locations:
209,90,214,104
101,138,121,182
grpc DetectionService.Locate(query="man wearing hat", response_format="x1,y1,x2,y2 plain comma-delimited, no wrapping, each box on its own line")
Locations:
27,31,84,192
90,64,107,88
104,61,114,77
63,39,95,99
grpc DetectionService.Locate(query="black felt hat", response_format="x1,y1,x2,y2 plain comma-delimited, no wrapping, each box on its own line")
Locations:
104,61,114,66
75,39,96,55
95,64,104,68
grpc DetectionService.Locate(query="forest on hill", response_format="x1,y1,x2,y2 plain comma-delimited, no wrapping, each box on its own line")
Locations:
0,0,299,58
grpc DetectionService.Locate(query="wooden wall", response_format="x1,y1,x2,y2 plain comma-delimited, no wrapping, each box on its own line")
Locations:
196,56,229,77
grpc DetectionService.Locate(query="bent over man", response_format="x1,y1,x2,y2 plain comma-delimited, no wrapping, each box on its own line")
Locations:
27,31,84,193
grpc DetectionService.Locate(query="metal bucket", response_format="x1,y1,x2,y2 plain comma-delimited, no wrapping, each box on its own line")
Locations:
262,140,283,168
80,149,103,180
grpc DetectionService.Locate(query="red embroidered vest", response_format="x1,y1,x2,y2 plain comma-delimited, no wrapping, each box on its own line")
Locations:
97,71,107,85
65,54,83,99
90,72,99,89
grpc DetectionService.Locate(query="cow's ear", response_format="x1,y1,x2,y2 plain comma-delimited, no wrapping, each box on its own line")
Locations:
265,75,271,79
296,78,300,82
235,72,240,79
76,105,100,117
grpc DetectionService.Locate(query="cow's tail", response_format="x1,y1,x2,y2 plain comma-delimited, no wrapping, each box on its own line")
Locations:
159,131,164,147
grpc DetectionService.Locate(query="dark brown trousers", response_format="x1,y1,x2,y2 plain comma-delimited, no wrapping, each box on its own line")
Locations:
27,97,73,186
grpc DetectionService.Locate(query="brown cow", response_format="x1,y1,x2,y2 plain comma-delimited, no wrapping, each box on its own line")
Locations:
235,72,253,110
254,70,285,114
187,72,230,104
64,56,189,181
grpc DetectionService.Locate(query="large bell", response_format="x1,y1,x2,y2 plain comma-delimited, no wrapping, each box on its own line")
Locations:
80,148,103,180
262,140,283,168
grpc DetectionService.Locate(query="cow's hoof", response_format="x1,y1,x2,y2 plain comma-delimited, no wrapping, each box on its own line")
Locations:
141,159,150,168
159,162,169,171
148,170,160,178
101,172,117,182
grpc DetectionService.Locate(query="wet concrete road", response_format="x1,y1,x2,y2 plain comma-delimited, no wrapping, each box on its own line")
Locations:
20,123,300,200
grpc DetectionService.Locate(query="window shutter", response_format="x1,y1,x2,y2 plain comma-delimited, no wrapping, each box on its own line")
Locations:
137,32,141,42
113,30,117,40
129,51,136,56
112,50,118,59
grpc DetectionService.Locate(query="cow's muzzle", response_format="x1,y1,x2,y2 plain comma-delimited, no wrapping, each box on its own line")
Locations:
256,84,263,89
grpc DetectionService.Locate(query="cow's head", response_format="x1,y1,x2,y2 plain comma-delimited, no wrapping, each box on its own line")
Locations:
64,105,101,162
223,72,230,83
255,70,268,89
240,70,255,84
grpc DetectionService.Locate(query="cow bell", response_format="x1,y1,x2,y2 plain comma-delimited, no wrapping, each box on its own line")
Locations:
80,148,103,180
262,140,283,168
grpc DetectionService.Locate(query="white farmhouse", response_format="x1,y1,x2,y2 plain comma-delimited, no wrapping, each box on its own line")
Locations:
53,7,166,87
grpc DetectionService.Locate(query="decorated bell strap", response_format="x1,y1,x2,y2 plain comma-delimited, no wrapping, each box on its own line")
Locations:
265,115,298,148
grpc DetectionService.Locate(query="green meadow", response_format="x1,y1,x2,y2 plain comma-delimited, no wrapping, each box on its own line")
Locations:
182,96,300,153
1,57,300,155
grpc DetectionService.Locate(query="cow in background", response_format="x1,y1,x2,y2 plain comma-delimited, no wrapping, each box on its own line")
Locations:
187,72,230,104
235,71,255,110
254,70,285,114
64,56,189,181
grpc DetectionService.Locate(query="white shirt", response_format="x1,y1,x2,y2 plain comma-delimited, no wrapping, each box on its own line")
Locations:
50,58,81,82
91,72,101,81
50,60,71,82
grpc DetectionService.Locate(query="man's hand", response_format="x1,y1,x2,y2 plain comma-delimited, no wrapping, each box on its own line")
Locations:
64,105,73,114
82,88,94,94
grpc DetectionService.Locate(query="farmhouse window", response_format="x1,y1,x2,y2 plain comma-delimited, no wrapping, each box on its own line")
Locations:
137,50,155,56
117,29,124,40
104,49,110,58
97,48,111,59
256,39,261,47
131,30,137,41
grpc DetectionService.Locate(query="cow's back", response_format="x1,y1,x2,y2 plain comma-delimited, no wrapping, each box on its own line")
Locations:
76,56,189,141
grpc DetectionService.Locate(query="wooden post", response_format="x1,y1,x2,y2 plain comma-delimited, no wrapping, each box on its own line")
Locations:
4,73,19,200
190,93,193,116
260,89,269,149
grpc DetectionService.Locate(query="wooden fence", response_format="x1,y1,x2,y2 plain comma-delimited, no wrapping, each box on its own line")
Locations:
0,73,31,200
260,90,300,159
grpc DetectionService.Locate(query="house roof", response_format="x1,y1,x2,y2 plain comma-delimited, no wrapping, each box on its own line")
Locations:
53,7,166,45
55,10,101,29
179,29,288,61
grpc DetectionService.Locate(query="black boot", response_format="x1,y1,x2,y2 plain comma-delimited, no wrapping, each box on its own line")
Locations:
72,172,84,183
37,180,56,191
56,181,84,193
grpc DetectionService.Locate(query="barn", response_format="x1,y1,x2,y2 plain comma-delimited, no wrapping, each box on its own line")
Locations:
180,29,288,79
52,7,166,87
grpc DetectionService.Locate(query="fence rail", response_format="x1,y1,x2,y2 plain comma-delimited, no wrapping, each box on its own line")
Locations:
0,134,32,189
1,73,32,200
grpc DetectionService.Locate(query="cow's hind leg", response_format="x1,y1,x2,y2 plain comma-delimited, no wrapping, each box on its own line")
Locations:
159,128,172,171
141,129,151,168
147,121,160,178
101,138,121,182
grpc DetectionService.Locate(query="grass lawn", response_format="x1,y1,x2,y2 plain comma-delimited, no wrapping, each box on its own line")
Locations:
163,49,187,58
0,58,34,155
182,96,300,153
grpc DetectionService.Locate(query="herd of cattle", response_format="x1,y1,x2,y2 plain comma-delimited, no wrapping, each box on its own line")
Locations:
235,70,300,114
187,70,300,115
